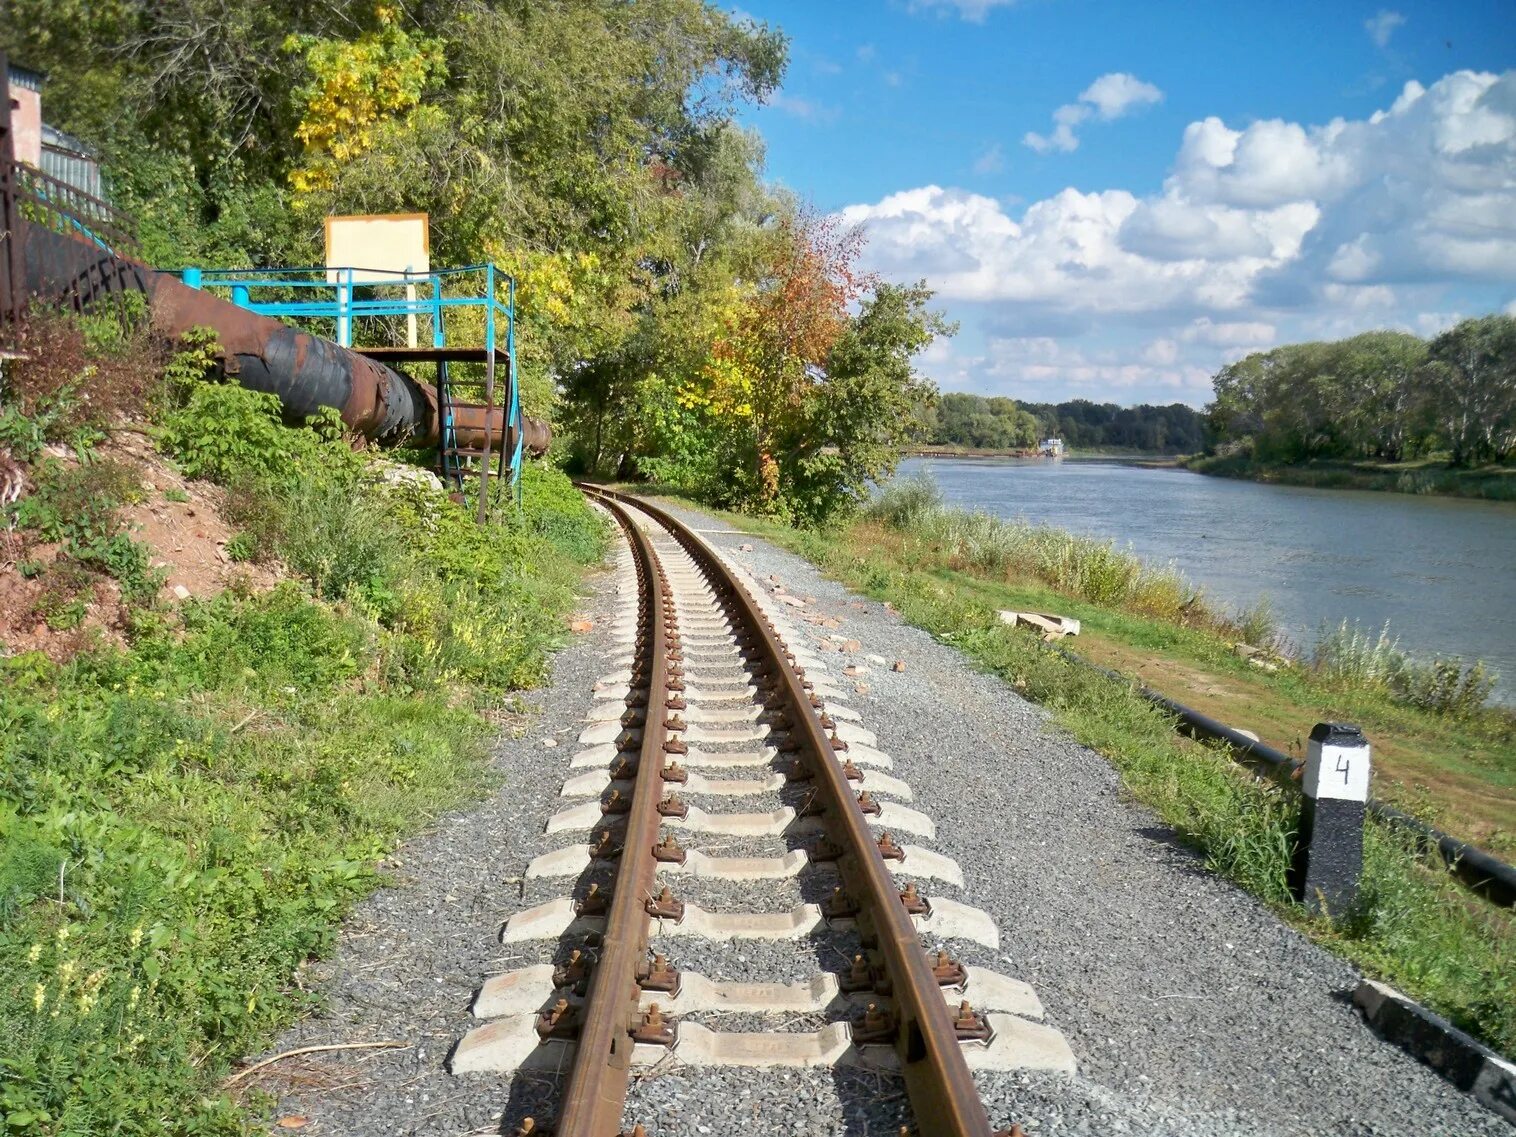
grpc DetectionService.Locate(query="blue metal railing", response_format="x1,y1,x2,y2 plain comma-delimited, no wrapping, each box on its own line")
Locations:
172,262,522,498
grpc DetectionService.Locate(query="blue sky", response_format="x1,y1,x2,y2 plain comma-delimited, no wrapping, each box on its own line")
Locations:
733,1,1516,407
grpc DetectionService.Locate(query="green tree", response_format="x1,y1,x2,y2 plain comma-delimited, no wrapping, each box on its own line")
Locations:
1421,315,1516,465
774,281,952,522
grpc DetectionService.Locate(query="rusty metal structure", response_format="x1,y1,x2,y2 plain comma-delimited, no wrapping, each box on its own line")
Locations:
0,51,549,486
562,486,1011,1137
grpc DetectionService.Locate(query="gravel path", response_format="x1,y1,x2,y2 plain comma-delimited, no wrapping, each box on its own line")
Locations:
250,500,1505,1137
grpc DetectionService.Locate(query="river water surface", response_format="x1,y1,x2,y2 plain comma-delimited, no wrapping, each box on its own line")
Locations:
898,457,1516,704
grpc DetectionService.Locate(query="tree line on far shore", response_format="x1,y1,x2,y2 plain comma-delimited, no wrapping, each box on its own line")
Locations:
920,393,1210,453
1207,314,1516,467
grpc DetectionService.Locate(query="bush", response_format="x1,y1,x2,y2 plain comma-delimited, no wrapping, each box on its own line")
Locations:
1314,620,1496,717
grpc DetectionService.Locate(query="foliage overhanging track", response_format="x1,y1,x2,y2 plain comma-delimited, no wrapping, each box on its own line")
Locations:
574,485,1005,1137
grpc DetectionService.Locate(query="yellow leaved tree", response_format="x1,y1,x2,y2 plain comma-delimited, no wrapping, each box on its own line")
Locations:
285,7,446,198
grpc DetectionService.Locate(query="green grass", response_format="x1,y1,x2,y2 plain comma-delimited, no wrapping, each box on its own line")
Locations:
0,371,608,1134
1187,452,1516,501
638,487,1516,1059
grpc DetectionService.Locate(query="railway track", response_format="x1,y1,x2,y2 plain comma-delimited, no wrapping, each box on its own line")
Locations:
451,487,1074,1134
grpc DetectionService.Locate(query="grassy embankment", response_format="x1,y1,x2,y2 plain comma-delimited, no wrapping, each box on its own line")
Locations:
1187,451,1516,501
637,477,1514,1057
0,317,607,1134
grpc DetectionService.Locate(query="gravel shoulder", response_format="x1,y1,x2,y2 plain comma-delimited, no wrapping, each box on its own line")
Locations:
248,500,1506,1137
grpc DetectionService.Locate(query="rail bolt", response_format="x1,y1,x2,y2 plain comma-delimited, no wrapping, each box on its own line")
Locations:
631,1004,677,1048
931,949,967,987
637,951,682,995
536,998,579,1040
852,1001,896,1045
645,885,686,922
898,882,930,916
660,760,688,783
590,831,622,860
823,885,861,921
953,999,994,1043
652,832,688,865
657,792,689,820
552,948,591,991
576,883,611,917
876,831,905,861
839,953,874,993
856,790,881,816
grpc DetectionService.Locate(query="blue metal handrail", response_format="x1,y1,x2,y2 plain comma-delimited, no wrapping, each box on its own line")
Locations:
171,262,523,498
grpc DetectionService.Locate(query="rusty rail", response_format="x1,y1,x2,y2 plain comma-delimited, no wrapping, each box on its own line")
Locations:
587,487,1003,1137
555,486,672,1134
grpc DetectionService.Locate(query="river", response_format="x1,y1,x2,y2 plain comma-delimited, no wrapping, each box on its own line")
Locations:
898,457,1516,704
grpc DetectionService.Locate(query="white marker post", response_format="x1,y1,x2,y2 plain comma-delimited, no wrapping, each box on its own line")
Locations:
1293,723,1371,916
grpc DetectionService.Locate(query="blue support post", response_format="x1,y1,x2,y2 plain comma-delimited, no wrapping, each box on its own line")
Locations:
181,268,202,289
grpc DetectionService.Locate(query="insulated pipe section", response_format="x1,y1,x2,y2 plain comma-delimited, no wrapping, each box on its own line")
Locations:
17,220,550,453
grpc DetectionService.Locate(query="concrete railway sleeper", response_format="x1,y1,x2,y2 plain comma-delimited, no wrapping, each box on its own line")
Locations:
451,487,1075,1135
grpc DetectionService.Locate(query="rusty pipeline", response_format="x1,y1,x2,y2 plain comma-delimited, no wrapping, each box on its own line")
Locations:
14,218,551,454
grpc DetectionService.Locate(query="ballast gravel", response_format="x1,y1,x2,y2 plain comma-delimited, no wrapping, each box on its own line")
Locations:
251,500,1506,1137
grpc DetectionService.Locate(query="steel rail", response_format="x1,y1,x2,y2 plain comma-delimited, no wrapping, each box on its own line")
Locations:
555,487,671,1134
592,487,1000,1137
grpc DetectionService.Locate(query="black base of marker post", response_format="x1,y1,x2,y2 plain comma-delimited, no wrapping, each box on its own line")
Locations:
1291,723,1370,917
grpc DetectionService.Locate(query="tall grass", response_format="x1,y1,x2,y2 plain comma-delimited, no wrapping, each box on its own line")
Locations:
866,475,1254,638
1315,619,1497,718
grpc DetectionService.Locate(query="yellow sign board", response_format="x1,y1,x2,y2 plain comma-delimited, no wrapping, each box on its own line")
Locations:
324,213,430,283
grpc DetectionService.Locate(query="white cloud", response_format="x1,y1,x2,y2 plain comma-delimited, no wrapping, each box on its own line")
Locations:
849,71,1516,311
1024,73,1163,154
842,70,1516,403
766,92,837,123
1080,73,1164,120
973,142,1005,174
1366,9,1406,49
1180,318,1277,348
908,0,1016,21
1142,338,1180,364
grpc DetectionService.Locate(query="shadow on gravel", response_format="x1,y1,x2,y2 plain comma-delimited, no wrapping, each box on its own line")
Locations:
1132,824,1212,879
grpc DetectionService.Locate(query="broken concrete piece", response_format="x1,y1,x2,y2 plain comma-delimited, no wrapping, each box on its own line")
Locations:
997,611,1081,638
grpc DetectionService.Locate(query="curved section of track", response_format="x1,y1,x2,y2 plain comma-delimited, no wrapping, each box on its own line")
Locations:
453,487,1064,1135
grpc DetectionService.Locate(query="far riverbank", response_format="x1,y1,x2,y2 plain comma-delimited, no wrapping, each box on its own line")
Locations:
1186,453,1516,502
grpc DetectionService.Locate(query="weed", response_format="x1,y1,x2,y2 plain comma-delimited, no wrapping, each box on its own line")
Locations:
1315,620,1497,718
223,531,257,562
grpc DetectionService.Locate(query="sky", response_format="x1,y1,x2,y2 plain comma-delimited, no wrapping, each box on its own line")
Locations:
733,0,1516,408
